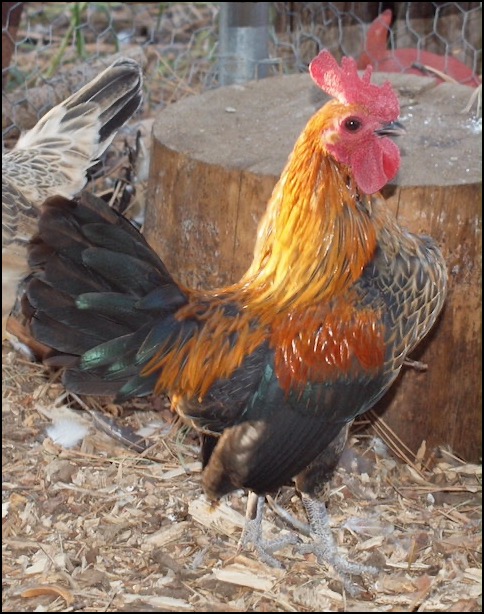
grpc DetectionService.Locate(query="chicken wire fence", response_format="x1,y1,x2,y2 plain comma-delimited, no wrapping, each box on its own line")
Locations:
2,2,482,148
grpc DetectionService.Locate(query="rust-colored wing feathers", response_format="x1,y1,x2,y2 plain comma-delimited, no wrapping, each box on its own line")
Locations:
271,299,385,395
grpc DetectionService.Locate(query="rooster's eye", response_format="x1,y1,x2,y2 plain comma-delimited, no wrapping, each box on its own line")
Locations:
344,117,362,132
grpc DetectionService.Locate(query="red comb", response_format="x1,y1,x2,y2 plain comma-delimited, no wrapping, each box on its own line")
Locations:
309,50,399,122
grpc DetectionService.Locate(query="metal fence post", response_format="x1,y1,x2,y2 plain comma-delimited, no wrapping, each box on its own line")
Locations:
218,2,270,85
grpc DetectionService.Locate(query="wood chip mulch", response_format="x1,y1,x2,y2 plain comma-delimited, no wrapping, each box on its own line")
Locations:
2,344,481,612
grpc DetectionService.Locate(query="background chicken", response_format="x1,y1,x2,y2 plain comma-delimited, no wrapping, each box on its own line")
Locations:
2,56,143,339
23,50,447,594
357,8,481,87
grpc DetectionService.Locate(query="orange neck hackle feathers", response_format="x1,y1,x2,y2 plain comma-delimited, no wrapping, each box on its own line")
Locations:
241,117,378,311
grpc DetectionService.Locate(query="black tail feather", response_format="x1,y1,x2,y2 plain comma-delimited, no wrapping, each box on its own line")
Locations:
24,193,190,398
31,312,106,356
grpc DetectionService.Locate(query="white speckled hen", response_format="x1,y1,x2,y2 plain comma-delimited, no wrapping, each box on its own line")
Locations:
2,57,143,337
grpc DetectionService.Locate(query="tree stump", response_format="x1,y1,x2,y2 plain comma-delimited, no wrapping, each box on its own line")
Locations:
146,73,482,462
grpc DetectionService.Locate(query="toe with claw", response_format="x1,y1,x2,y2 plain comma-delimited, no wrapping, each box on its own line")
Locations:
295,493,379,596
238,492,300,567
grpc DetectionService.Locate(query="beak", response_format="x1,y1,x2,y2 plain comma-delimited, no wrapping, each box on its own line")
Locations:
376,121,406,137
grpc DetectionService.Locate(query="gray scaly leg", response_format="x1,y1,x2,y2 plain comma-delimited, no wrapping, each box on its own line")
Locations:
238,491,299,567
296,492,379,595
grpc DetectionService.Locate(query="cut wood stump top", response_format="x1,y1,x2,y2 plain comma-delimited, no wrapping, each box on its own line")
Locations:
152,72,481,188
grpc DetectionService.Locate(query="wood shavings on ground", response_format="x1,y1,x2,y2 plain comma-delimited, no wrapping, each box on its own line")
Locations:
2,343,481,612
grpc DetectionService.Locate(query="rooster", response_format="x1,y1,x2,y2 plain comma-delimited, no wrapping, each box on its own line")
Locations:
357,9,481,88
23,51,447,594
2,56,143,339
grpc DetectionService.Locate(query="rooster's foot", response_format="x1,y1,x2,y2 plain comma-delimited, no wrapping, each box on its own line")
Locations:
238,492,299,568
295,493,379,596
